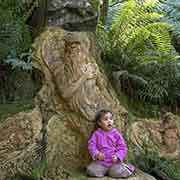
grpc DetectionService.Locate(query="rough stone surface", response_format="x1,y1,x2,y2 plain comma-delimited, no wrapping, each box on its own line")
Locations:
34,28,127,122
0,26,174,180
33,27,128,178
0,1,167,179
0,108,43,179
47,0,99,31
130,112,180,159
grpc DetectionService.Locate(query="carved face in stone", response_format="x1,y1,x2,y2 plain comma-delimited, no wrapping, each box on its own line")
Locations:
63,33,95,79
64,33,91,62
37,29,115,120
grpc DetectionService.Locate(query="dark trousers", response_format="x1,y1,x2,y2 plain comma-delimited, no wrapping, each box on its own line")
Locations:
86,161,135,178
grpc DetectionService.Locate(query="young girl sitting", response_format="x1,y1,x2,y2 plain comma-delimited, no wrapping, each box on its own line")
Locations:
86,109,135,178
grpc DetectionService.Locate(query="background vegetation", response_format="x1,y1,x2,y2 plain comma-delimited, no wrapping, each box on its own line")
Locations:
97,1,180,179
0,0,180,179
97,0,180,114
0,0,42,117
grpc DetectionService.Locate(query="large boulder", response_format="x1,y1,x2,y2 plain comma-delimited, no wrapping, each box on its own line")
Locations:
0,108,43,179
33,27,128,178
47,0,99,31
0,27,158,179
130,112,180,159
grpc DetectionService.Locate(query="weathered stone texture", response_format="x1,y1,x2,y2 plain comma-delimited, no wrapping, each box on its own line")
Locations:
33,28,128,178
0,26,178,180
47,0,98,31
130,112,180,159
0,108,43,179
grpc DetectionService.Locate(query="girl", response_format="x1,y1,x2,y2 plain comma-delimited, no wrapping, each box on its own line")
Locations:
86,109,135,178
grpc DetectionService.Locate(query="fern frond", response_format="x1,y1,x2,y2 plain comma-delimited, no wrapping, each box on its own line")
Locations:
108,0,173,64
143,0,159,8
157,0,180,37
97,0,180,105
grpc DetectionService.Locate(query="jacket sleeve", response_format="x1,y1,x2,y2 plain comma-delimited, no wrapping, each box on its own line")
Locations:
88,132,99,160
115,130,127,162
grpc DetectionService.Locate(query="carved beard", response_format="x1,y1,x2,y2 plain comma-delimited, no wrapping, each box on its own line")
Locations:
64,42,89,82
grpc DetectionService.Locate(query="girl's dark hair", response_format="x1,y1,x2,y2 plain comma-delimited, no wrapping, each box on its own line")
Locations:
94,109,113,128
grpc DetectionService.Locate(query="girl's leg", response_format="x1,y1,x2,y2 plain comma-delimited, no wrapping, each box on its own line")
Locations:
108,163,135,178
86,162,108,177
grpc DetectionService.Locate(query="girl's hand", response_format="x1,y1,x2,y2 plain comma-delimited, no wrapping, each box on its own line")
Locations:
112,155,118,163
96,152,105,160
81,63,97,79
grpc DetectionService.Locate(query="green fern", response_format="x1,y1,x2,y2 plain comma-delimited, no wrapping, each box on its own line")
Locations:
139,60,180,104
5,50,33,71
106,0,125,28
109,0,173,64
96,0,180,107
157,0,180,38
0,0,32,62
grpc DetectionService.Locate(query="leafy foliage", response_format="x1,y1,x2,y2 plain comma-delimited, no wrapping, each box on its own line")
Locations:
5,50,33,71
132,147,180,180
137,59,180,105
0,0,32,62
31,159,48,180
157,0,180,38
109,0,173,64
106,0,125,28
97,0,180,107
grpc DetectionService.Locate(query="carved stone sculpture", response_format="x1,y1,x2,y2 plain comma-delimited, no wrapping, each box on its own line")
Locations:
33,27,128,178
35,28,126,120
130,112,180,158
0,27,159,180
0,0,165,179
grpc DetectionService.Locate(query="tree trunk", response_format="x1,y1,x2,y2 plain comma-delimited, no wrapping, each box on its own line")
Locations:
100,0,109,24
27,0,48,37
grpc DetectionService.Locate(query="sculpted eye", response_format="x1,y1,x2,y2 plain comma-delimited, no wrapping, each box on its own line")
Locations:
71,45,76,49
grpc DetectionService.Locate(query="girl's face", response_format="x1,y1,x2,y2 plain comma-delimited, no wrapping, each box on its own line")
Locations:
98,112,114,131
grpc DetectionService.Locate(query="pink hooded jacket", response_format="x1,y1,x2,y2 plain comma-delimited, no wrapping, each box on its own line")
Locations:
88,128,127,167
